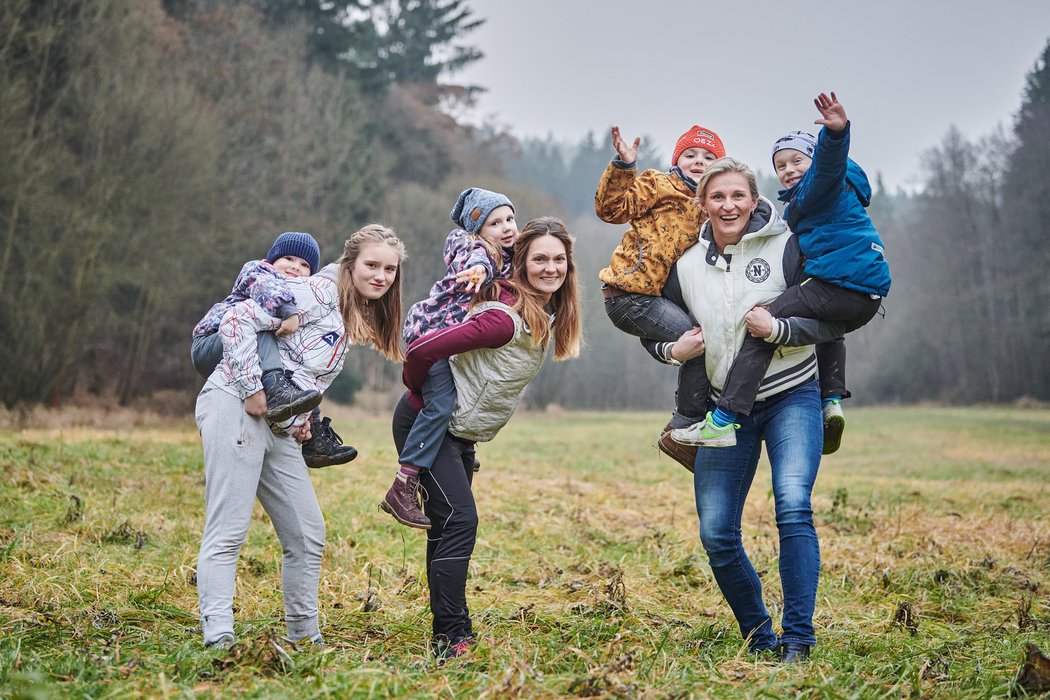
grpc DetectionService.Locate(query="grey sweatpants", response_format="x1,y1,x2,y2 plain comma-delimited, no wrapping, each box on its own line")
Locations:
194,387,326,645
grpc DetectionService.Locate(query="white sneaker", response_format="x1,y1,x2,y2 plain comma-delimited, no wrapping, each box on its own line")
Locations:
671,411,738,448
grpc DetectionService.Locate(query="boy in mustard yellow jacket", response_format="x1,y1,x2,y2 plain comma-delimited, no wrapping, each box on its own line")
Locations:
596,124,725,458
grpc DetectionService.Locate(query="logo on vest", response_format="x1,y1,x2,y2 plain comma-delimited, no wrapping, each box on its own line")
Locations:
745,258,771,283
321,331,341,347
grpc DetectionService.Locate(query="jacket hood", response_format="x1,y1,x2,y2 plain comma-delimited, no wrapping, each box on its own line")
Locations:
845,158,871,206
317,261,339,283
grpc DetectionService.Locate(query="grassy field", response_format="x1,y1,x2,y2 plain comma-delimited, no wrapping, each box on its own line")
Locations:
1,405,1048,698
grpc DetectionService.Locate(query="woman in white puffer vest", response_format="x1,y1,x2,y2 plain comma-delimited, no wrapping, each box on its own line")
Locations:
662,158,838,664
390,217,582,661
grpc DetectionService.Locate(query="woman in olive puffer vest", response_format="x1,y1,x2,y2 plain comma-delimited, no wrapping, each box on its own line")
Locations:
391,217,582,661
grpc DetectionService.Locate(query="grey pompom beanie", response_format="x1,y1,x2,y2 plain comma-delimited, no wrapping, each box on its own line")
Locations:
771,131,818,165
266,231,320,274
450,188,514,233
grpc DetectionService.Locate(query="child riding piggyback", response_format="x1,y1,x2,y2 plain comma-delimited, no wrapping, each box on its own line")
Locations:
595,124,726,453
381,187,518,530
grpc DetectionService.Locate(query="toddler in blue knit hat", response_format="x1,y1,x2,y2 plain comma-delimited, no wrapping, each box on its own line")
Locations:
191,231,358,468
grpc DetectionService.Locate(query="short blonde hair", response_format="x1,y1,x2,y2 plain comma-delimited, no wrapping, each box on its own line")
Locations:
696,157,760,203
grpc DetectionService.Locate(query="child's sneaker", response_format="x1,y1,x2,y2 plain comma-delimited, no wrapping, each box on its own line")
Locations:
301,417,358,468
822,400,845,455
262,369,322,422
671,411,738,448
380,473,431,529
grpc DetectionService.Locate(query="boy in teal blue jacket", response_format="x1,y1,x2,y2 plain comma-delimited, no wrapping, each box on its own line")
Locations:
673,92,891,455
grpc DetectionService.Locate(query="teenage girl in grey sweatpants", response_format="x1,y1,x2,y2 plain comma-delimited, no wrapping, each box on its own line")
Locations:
192,224,408,647
195,387,326,646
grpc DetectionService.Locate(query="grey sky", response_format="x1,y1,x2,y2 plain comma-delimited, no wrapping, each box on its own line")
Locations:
455,0,1050,191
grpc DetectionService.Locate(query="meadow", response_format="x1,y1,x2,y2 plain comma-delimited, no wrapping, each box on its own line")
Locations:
1,405,1048,698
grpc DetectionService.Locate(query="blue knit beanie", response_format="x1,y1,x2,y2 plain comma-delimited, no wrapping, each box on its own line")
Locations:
266,231,320,274
450,188,514,234
771,131,817,166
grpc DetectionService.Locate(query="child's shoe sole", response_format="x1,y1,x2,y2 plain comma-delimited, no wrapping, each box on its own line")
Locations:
823,415,844,455
658,423,697,473
266,390,322,423
379,500,432,529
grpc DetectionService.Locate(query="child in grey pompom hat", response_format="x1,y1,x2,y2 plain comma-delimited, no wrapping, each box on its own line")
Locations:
450,187,515,233
381,185,518,530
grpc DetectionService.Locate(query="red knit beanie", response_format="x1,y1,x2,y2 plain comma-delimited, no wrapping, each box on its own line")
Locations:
672,125,726,166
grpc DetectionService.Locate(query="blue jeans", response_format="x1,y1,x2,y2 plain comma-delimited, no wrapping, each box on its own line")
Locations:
604,291,708,425
398,360,456,469
693,379,822,650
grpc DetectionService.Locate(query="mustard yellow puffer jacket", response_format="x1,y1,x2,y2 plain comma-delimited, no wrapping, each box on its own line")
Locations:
596,162,705,296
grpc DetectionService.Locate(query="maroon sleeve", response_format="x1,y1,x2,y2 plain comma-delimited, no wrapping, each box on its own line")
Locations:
402,308,516,394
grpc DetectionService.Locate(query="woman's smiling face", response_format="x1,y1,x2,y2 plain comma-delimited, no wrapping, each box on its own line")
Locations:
523,234,568,300
702,171,758,245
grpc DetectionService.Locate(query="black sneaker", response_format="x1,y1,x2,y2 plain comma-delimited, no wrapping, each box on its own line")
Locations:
780,643,811,664
433,634,475,662
301,417,358,468
262,369,322,422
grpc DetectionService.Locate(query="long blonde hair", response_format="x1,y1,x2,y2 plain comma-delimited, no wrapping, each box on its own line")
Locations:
336,224,407,362
479,217,582,360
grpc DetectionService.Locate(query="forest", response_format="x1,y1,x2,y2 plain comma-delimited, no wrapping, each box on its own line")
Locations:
1,0,1048,411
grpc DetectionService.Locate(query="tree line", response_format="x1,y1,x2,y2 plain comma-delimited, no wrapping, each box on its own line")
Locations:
1,0,1047,410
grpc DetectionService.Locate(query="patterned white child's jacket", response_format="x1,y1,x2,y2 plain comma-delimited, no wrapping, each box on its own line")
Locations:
202,263,346,433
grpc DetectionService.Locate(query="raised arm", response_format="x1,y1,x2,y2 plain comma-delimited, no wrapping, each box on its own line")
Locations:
611,126,640,165
594,127,664,224
813,91,847,133
791,91,851,215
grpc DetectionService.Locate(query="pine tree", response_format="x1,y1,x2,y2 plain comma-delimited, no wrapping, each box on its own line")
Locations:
1000,38,1050,399
246,0,484,97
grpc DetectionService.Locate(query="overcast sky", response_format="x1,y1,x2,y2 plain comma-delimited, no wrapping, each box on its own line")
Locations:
454,0,1050,192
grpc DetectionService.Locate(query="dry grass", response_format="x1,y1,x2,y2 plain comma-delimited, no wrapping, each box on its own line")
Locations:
1,405,1048,697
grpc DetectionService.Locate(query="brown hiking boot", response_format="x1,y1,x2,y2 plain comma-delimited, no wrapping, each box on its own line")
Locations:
380,473,431,529
658,421,698,473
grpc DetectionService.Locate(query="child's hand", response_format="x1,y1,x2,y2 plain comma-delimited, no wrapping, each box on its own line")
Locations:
276,314,300,337
814,91,847,132
610,126,640,164
454,264,488,293
745,306,774,339
244,390,267,416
